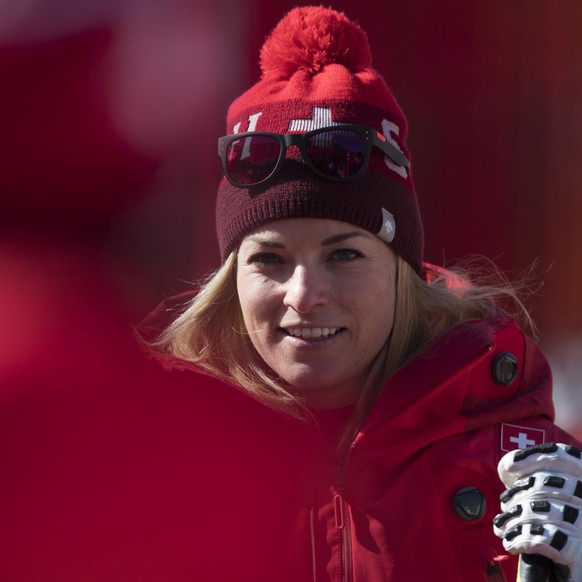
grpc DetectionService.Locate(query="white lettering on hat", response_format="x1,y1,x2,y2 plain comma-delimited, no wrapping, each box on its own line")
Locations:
381,119,408,179
288,107,340,132
232,112,263,160
377,208,396,243
233,112,263,135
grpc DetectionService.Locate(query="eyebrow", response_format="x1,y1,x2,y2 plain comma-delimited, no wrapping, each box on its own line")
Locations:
246,231,371,248
246,236,285,248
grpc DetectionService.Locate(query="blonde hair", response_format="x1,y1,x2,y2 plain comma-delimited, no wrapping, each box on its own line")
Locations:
157,251,536,452
158,252,306,416
337,256,536,452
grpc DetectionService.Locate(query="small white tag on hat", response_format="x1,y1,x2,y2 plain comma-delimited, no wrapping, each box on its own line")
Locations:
377,208,396,243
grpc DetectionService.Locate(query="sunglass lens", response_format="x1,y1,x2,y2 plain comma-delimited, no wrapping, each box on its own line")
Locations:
306,130,365,178
225,135,281,186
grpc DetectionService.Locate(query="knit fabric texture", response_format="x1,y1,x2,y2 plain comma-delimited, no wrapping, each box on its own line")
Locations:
216,6,424,272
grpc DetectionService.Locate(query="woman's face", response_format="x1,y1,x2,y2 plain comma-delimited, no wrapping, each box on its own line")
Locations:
236,218,397,408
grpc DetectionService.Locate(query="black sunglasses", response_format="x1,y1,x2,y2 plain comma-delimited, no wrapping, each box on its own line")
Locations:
218,124,409,188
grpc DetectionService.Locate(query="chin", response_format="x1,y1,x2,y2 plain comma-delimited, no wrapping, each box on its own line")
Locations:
283,374,347,401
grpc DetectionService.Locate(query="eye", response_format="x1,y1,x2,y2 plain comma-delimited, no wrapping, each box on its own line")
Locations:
329,248,365,262
246,252,284,266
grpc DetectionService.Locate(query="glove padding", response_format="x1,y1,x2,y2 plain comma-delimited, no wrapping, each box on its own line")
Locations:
494,443,582,582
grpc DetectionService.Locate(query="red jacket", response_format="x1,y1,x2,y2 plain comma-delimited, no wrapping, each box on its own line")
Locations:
322,316,570,581
0,315,576,581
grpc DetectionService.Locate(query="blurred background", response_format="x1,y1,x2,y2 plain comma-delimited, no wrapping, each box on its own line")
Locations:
1,0,581,435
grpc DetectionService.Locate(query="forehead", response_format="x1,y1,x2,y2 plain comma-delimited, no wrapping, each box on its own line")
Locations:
241,217,371,242
238,218,397,264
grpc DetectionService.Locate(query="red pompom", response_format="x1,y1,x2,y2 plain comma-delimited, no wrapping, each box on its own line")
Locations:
260,6,371,79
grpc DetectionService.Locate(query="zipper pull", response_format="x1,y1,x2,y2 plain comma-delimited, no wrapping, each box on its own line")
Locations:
334,493,345,530
333,492,353,582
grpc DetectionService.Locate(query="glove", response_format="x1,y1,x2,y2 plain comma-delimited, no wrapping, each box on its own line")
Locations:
494,443,582,582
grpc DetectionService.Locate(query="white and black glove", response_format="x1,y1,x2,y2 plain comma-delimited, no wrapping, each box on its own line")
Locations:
494,443,582,582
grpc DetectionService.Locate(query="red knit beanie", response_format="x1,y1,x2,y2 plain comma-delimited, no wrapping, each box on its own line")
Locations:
216,6,424,273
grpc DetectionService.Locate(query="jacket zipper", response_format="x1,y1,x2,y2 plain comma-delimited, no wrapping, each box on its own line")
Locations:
332,432,363,582
334,493,353,582
310,507,318,582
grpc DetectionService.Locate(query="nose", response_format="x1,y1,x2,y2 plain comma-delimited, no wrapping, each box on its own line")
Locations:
283,265,328,313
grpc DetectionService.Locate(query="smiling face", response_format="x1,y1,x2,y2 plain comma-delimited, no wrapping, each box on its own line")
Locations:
236,217,397,408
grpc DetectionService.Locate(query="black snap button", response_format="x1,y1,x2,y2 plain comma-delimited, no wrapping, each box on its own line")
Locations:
492,352,519,386
453,487,486,521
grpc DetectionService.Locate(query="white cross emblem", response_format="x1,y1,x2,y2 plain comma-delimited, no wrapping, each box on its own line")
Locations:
288,107,341,132
510,432,537,449
501,423,545,452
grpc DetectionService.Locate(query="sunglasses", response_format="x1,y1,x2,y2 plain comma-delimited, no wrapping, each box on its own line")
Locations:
218,124,409,188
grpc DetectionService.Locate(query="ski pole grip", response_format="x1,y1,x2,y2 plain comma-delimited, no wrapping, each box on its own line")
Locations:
518,554,552,582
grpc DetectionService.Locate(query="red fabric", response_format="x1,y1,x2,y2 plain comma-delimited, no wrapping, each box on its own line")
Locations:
2,309,577,581
216,6,423,271
259,6,371,77
339,318,561,581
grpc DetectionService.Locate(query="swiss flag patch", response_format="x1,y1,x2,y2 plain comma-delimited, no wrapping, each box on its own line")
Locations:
501,423,546,452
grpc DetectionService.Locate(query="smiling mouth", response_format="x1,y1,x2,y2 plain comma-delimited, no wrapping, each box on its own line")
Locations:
283,327,341,339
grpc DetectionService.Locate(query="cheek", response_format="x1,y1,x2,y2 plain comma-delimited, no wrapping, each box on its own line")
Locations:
237,276,276,331
236,283,256,330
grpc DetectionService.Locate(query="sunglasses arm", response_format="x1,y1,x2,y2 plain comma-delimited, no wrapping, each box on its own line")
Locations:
373,132,410,169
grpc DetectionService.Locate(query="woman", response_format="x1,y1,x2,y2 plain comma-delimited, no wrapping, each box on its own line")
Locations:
155,6,582,581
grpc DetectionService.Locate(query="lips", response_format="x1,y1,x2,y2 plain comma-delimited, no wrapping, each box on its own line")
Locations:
283,327,340,339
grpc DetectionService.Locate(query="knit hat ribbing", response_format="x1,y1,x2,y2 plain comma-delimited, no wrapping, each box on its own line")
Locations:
216,6,424,272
